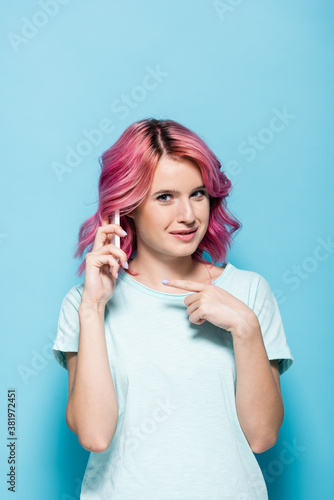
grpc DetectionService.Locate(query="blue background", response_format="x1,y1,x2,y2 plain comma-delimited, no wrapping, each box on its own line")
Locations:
1,1,333,498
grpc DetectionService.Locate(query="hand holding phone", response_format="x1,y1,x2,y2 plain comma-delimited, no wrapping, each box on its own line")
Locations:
81,209,128,307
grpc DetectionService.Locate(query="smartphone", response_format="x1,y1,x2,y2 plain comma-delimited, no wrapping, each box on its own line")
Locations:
114,209,120,249
108,209,120,274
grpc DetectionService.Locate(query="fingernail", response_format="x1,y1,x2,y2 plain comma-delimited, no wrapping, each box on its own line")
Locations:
211,280,215,285
115,272,119,279
161,279,169,284
124,261,129,269
121,229,127,236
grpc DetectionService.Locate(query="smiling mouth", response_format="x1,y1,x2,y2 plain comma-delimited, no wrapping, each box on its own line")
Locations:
169,228,198,235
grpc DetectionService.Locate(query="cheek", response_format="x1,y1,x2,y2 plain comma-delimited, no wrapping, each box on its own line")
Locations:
145,205,170,223
138,209,167,234
196,203,210,221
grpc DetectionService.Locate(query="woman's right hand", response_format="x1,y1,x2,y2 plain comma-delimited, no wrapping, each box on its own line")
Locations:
81,222,128,307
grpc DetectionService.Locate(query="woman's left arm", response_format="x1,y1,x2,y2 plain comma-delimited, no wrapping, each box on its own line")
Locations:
232,318,284,454
161,279,285,454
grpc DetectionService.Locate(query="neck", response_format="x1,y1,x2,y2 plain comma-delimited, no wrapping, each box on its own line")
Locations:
128,253,201,286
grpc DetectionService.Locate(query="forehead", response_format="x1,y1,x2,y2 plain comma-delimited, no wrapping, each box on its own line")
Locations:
150,157,203,188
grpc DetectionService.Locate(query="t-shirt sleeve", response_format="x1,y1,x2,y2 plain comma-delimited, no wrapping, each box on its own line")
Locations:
251,275,294,376
52,285,83,371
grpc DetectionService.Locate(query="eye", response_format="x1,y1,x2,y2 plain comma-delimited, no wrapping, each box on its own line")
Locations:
192,189,207,198
157,189,207,203
157,193,172,202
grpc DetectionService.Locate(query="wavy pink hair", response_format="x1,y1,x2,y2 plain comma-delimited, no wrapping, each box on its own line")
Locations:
73,118,242,277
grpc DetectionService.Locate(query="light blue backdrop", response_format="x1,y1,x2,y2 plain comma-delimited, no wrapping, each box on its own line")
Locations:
1,1,333,498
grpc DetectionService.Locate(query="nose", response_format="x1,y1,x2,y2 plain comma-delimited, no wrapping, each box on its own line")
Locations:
176,199,197,224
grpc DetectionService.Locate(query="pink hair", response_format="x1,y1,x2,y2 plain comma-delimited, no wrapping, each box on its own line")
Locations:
73,118,242,277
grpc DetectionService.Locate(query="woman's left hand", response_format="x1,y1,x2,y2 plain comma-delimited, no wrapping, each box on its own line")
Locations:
163,279,259,339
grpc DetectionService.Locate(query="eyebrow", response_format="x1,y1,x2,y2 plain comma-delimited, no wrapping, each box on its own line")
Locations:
151,185,207,197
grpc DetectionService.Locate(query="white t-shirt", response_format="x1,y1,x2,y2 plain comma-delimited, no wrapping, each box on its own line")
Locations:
53,262,294,499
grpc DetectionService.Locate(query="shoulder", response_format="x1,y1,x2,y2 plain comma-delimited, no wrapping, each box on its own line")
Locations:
224,262,264,288
60,283,84,307
220,263,275,309
72,283,84,297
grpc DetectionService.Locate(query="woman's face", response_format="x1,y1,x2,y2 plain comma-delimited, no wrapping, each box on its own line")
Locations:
127,156,210,260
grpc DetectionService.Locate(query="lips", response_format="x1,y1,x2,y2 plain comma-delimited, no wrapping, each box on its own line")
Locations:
169,228,198,235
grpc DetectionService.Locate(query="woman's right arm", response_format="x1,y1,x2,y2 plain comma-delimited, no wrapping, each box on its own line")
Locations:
65,300,118,453
65,220,128,453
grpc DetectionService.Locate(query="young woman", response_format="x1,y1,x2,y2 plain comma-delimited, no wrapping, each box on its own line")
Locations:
53,118,294,499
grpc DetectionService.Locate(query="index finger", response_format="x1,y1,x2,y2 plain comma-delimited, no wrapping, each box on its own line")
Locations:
162,279,206,292
91,223,126,253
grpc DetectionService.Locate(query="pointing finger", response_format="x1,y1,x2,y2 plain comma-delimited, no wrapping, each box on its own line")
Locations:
161,279,206,292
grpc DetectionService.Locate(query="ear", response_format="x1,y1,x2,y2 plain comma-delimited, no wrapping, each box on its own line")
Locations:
126,209,136,220
102,215,110,226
